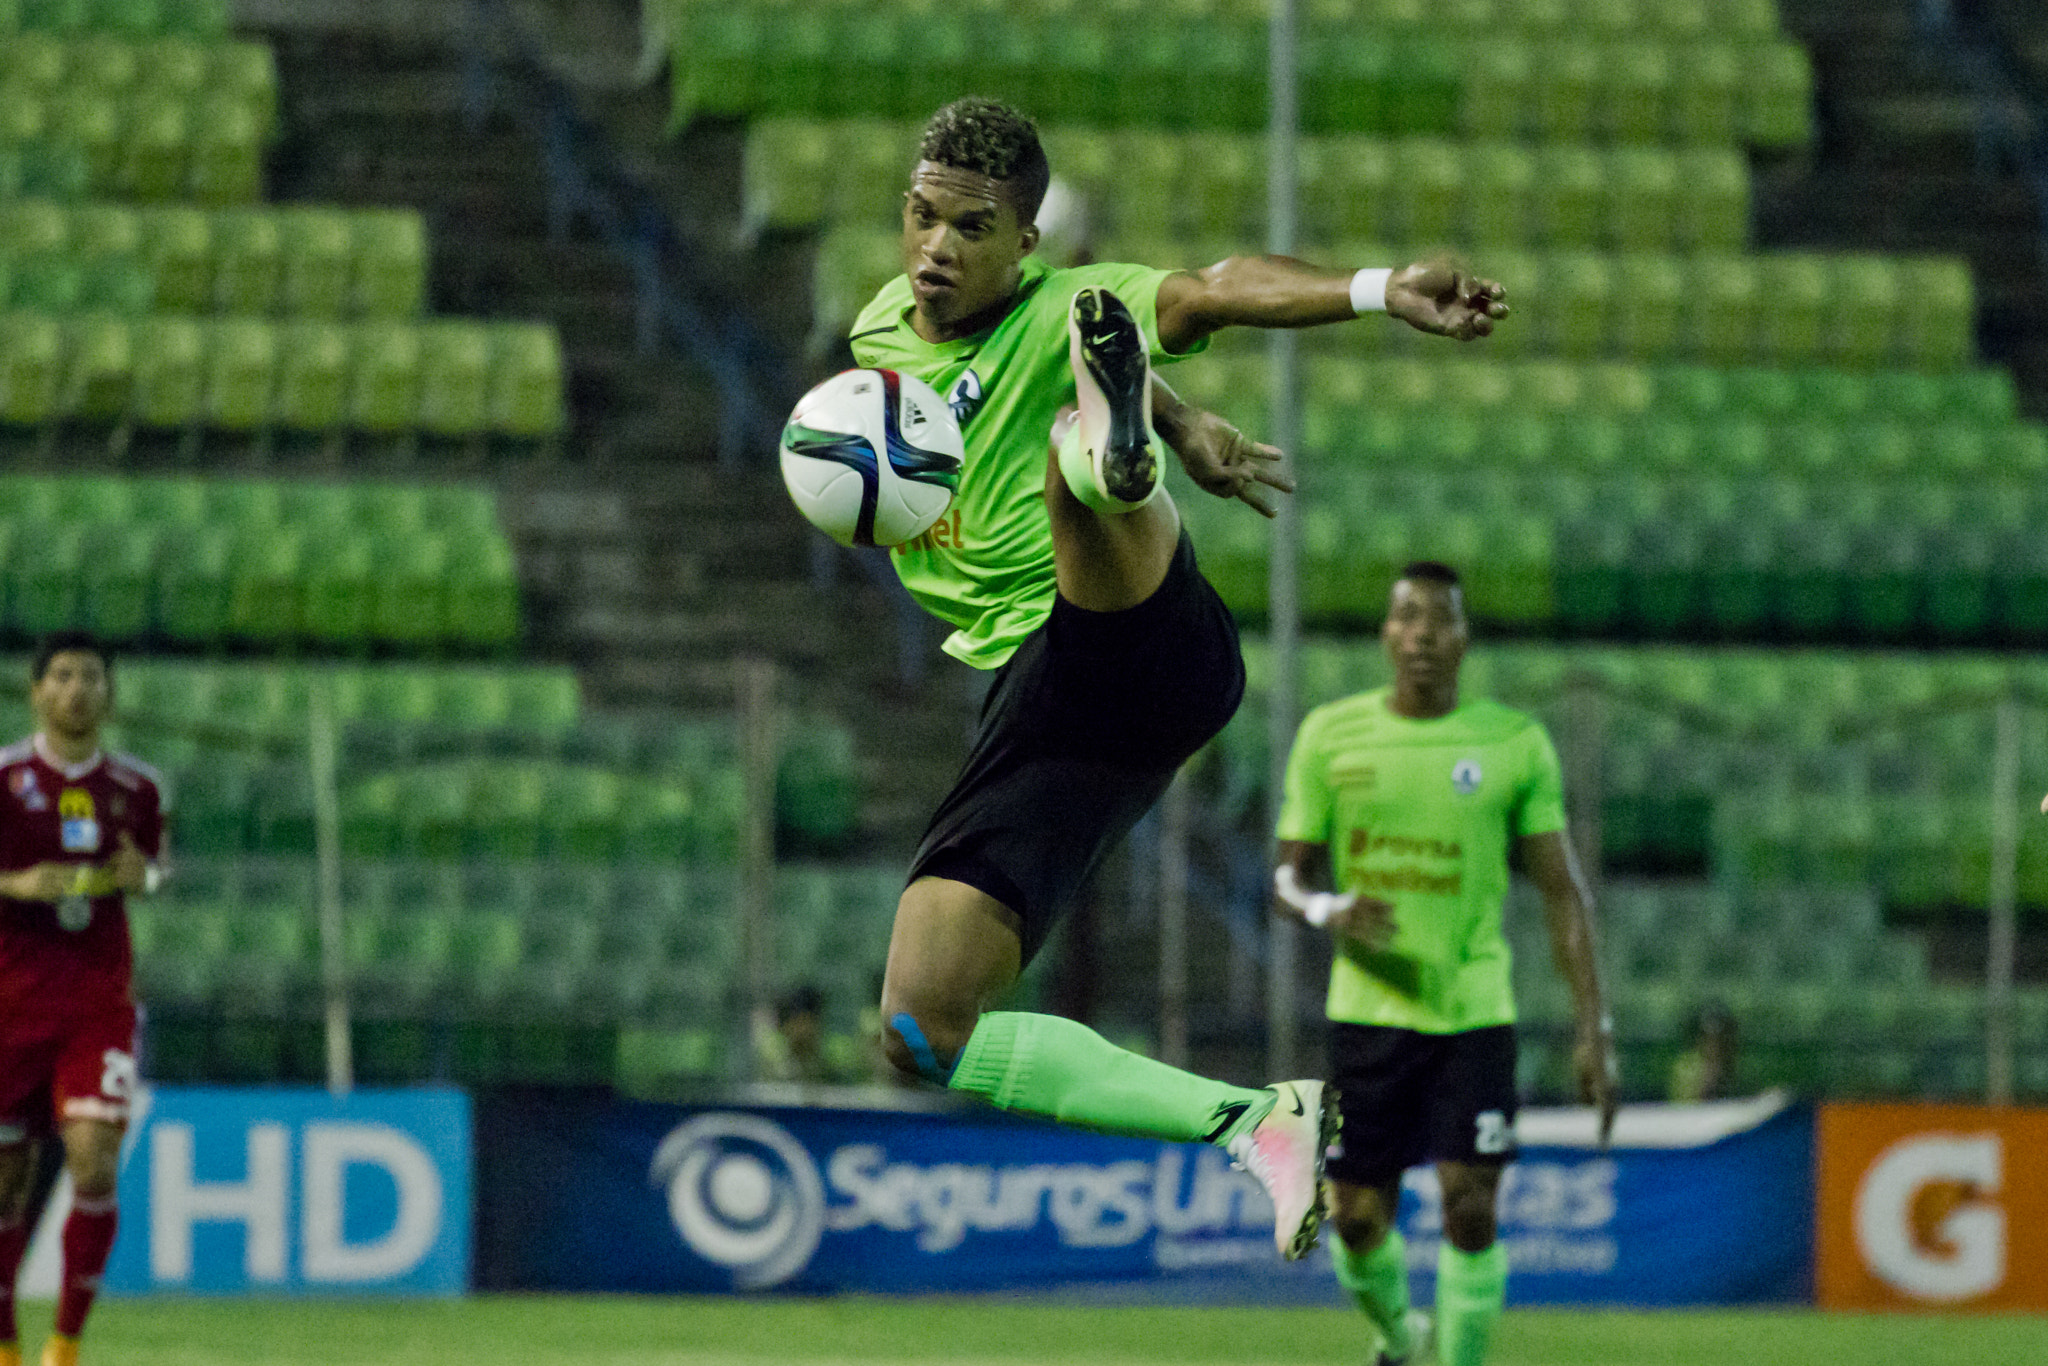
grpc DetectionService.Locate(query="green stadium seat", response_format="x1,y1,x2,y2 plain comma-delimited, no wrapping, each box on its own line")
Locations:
1830,255,1900,367
211,210,280,313
153,521,230,641
275,320,348,430
203,317,275,428
58,311,128,420
350,322,420,433
488,323,565,437
69,33,138,96
1458,39,1532,139
352,210,425,318
1391,137,1460,245
1597,41,1670,144
1686,255,1759,363
445,534,520,649
207,41,276,132
3,254,71,318
1532,38,1599,141
0,311,62,425
117,90,188,200
137,204,211,310
418,321,491,436
1895,257,1973,371
1608,148,1677,251
368,530,448,643
1743,41,1813,148
187,94,262,204
226,527,303,641
7,522,86,633
1669,39,1742,145
280,207,353,318
300,531,375,646
1541,253,1611,358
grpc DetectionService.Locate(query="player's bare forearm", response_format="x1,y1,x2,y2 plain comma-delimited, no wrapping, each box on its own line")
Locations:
1156,256,1354,351
1521,831,1609,1031
1543,890,1609,1031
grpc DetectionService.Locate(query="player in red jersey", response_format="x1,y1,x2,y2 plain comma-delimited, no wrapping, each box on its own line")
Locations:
0,633,164,1366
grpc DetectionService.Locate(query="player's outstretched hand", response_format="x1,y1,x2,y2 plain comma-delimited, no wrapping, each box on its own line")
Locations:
1167,406,1294,517
1575,1024,1620,1150
1387,260,1508,341
107,830,148,893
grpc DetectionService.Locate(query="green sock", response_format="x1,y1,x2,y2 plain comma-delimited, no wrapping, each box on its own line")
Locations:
947,1011,1272,1144
1436,1240,1508,1366
1332,1226,1414,1359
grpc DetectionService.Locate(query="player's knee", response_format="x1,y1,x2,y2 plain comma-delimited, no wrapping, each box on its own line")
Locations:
1326,1182,1397,1251
67,1153,118,1203
879,1006,973,1085
1440,1181,1500,1252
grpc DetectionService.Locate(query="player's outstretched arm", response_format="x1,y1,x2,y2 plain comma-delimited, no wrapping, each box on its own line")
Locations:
1522,829,1618,1145
1154,255,1509,352
1151,376,1293,518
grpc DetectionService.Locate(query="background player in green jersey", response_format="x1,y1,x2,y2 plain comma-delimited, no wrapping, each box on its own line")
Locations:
1274,563,1617,1365
855,98,1509,1261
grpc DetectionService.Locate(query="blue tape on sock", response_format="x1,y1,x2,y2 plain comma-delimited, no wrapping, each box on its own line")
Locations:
890,1012,953,1083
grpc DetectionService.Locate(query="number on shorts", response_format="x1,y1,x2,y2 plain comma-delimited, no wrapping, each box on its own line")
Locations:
98,1049,137,1103
1474,1109,1509,1156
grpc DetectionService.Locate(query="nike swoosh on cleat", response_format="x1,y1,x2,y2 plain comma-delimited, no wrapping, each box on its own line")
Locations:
1287,1089,1305,1117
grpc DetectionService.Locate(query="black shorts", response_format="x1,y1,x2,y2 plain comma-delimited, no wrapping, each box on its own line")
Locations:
1326,1022,1520,1188
909,528,1244,962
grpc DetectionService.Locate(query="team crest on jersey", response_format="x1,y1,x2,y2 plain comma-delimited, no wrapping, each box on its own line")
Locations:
948,369,985,426
58,787,100,853
1451,758,1483,796
9,768,46,811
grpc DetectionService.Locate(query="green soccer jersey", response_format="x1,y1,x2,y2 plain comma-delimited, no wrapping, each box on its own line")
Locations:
1276,687,1568,1033
848,256,1201,669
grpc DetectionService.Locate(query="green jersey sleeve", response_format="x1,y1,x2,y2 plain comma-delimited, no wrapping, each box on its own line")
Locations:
1514,724,1568,838
1275,703,1335,844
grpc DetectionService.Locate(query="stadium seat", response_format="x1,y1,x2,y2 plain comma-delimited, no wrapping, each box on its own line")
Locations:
211,209,281,314
488,323,566,437
203,317,275,428
300,531,375,645
187,94,262,204
0,311,63,425
352,209,425,318
274,320,348,430
348,321,421,433
138,204,212,310
54,312,126,420
1830,256,1900,367
280,207,353,318
226,527,304,641
418,321,492,436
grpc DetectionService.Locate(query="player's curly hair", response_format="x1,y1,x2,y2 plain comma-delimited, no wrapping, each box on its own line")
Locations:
918,97,1050,222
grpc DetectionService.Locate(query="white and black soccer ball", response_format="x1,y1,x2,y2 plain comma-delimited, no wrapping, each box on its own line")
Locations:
778,368,964,548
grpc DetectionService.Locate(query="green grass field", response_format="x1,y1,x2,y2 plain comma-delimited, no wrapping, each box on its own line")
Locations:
23,1298,2046,1366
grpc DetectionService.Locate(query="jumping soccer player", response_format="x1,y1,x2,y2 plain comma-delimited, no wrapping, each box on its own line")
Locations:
1273,564,1616,1362
849,98,1508,1260
0,633,165,1366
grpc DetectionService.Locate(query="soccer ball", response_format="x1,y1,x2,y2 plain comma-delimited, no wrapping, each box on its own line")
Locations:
778,368,964,548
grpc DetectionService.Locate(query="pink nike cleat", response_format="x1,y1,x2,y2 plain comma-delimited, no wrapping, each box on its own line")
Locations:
1226,1078,1340,1261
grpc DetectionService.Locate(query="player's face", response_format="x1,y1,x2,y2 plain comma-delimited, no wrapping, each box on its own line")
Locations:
1383,580,1467,687
31,650,111,739
902,161,1039,338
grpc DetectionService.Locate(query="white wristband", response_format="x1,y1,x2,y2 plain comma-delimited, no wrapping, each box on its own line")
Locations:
142,863,163,896
1349,267,1393,315
1274,865,1351,928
